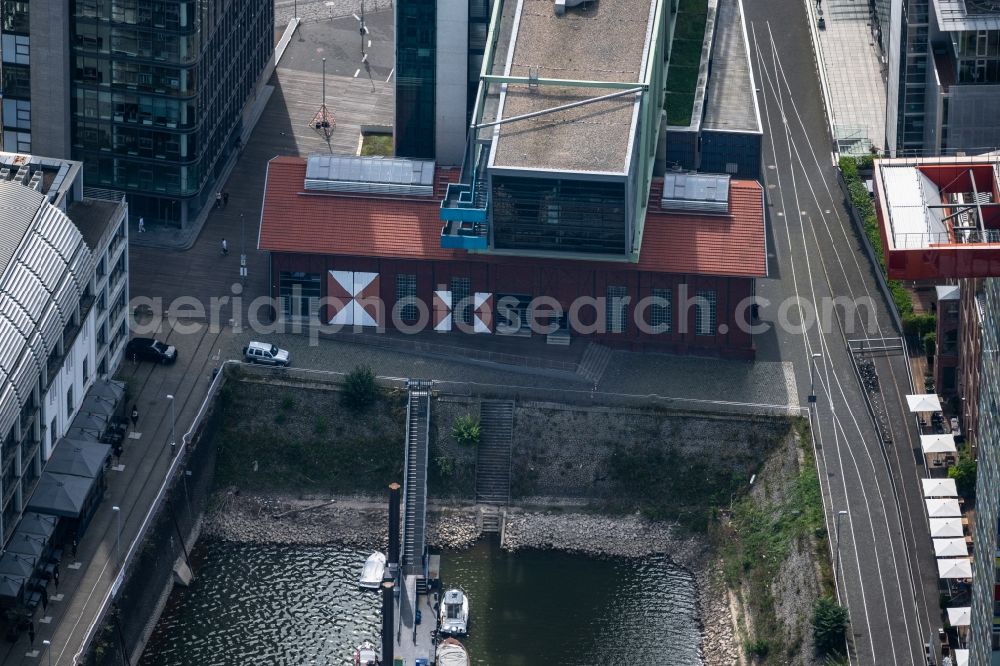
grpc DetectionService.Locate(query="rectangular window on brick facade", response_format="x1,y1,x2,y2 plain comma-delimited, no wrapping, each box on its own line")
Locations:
450,277,472,326
395,273,418,321
650,288,672,333
695,290,717,336
606,286,628,334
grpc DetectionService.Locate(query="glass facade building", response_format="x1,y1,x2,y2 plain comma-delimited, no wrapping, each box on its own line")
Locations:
969,278,1000,666
394,0,436,159
70,0,273,226
1,0,273,227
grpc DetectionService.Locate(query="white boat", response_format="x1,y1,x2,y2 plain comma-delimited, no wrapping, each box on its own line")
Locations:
359,552,386,589
436,637,470,666
353,640,379,666
438,588,469,635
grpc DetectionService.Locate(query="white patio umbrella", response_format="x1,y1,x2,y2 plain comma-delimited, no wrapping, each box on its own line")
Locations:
933,538,968,557
929,517,964,538
921,434,957,455
907,393,943,412
947,607,972,627
955,648,969,666
922,478,958,497
926,498,962,518
938,557,973,579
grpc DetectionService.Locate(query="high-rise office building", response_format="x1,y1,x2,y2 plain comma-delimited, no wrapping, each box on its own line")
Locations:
0,0,274,227
886,0,1000,156
394,0,490,164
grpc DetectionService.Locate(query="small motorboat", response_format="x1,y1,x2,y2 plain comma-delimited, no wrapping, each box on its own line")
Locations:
354,640,379,666
359,552,386,589
438,588,469,635
436,637,470,666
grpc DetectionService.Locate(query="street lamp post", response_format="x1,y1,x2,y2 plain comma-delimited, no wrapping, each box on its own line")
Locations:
112,505,121,563
240,213,247,282
835,509,848,587
808,352,823,403
42,639,51,666
167,394,176,456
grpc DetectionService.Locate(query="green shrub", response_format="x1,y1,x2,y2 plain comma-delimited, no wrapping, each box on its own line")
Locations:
274,412,287,425
891,281,914,318
280,395,296,410
902,312,935,337
839,156,859,182
923,332,937,360
452,414,481,446
745,638,771,658
812,596,849,656
949,455,977,497
341,365,379,412
314,416,329,435
435,456,454,477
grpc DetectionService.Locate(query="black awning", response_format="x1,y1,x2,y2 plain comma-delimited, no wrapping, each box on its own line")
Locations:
88,379,125,403
26,471,95,518
81,394,117,419
0,574,26,600
70,411,110,434
17,512,58,539
47,440,111,478
5,530,46,559
0,552,37,578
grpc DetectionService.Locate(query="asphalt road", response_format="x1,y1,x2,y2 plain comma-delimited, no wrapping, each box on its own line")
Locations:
745,1,941,663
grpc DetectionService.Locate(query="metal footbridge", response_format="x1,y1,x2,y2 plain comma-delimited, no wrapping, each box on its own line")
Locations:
394,379,437,664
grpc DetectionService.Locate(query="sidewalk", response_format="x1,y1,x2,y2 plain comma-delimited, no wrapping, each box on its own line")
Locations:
804,0,887,153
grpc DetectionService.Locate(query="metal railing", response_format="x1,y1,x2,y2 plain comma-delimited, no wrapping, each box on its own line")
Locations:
894,229,1000,248
71,359,234,664
71,360,806,661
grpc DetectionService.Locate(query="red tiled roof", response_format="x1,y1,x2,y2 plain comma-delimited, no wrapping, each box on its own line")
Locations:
259,157,766,278
638,178,767,277
259,156,462,261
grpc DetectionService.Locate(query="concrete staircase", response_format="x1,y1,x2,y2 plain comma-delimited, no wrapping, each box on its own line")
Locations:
480,506,502,534
475,400,514,506
576,342,613,385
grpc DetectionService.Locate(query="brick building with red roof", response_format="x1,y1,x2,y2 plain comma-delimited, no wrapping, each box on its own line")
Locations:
258,155,767,358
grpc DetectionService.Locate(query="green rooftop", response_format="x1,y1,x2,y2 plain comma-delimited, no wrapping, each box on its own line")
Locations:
665,0,709,126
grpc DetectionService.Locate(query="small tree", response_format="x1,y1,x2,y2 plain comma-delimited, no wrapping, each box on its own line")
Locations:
812,596,849,657
949,455,977,497
924,332,937,362
452,415,481,447
341,365,378,412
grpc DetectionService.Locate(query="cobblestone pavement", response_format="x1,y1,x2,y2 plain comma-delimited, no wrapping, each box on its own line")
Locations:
275,0,394,28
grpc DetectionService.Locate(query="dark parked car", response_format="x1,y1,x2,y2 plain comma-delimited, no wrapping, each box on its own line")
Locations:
125,337,177,364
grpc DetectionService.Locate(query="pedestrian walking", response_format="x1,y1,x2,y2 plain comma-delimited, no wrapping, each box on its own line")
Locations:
216,191,223,209
222,191,229,207
221,238,229,256
28,622,35,646
71,538,77,558
130,405,139,429
53,566,59,589
138,216,145,233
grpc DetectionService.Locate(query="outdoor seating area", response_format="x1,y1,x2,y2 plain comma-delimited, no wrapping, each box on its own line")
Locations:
919,430,974,660
0,379,124,641
908,393,964,477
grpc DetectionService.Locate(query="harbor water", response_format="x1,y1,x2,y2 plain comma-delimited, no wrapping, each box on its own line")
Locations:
139,538,702,665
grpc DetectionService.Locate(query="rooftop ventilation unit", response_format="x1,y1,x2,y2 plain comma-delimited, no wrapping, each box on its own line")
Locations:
660,173,731,215
304,154,435,197
28,172,43,193
0,168,11,181
15,166,31,185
